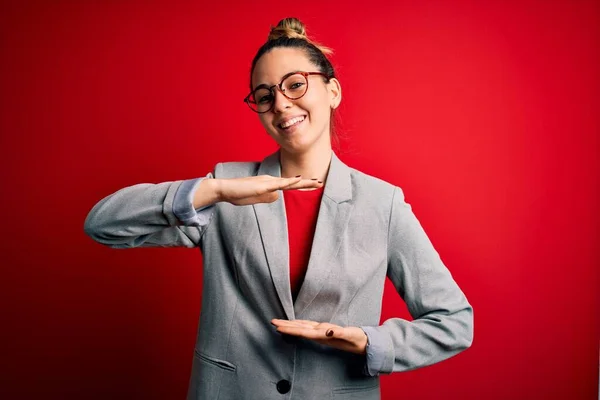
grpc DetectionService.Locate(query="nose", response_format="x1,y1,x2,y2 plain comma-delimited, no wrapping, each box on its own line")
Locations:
271,88,292,113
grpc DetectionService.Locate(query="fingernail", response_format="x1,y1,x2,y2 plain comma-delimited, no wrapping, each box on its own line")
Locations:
326,329,334,337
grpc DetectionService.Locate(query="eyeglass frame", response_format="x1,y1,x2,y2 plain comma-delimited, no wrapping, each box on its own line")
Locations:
244,71,330,113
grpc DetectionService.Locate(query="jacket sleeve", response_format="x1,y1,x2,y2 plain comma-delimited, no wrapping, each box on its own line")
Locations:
362,186,473,374
83,173,216,249
172,177,215,226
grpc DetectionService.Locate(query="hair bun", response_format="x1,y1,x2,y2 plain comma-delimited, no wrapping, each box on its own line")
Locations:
268,17,307,41
267,17,332,55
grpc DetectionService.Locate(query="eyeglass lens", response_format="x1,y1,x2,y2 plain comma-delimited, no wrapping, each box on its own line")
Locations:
249,73,308,112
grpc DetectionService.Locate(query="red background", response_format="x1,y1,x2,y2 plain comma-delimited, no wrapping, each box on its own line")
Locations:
1,1,598,399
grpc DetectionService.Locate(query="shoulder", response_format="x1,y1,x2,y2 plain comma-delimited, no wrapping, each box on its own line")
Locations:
342,164,403,230
348,166,398,203
348,168,412,221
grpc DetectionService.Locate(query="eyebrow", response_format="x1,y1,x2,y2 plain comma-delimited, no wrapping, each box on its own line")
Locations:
252,83,270,92
253,70,302,91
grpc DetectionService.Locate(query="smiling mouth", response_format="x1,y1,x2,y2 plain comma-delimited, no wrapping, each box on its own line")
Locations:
278,116,306,129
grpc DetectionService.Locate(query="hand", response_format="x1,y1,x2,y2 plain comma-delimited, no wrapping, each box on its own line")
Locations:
215,175,323,206
271,319,368,355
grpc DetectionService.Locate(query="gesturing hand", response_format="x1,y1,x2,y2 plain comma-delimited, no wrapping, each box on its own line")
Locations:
217,175,323,206
271,319,368,355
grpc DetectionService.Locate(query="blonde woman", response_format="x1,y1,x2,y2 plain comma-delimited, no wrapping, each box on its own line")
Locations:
85,17,473,400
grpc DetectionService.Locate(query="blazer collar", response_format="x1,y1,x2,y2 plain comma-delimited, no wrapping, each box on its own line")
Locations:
253,149,354,320
256,149,352,204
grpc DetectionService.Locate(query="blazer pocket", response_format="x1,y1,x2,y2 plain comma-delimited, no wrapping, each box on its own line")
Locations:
194,349,237,373
331,381,379,400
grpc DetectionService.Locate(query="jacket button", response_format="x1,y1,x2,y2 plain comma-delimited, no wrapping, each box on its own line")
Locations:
276,379,291,394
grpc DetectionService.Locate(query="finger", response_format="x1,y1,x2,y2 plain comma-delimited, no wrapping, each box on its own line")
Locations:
325,327,346,340
256,175,298,181
274,319,319,326
271,319,320,329
264,176,303,192
281,179,324,191
272,320,340,335
274,322,344,340
290,319,320,327
286,321,322,329
276,326,328,340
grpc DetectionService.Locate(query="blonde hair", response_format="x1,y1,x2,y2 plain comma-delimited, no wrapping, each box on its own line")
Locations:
267,17,333,56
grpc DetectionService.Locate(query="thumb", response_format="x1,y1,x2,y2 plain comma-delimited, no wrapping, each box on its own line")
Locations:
325,328,344,339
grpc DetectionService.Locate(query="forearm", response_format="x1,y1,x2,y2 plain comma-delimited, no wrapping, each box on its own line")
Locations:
363,305,473,375
84,179,209,248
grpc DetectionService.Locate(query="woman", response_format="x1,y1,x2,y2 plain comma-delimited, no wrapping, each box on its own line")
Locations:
85,17,473,400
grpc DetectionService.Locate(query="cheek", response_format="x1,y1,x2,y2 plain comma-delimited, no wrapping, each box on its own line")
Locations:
258,114,273,130
305,100,330,123
304,90,330,118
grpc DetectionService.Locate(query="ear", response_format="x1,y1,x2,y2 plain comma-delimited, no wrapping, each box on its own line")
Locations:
328,78,342,110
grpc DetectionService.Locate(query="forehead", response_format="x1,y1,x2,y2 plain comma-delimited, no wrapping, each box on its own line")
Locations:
252,47,316,89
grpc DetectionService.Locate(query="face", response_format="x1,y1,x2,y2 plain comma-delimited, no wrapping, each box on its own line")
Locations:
251,47,341,154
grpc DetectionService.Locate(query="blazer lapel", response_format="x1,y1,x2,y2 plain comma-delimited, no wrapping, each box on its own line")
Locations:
252,150,354,321
253,150,295,320
293,152,354,318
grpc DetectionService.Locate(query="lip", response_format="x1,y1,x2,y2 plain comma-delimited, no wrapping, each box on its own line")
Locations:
274,114,307,129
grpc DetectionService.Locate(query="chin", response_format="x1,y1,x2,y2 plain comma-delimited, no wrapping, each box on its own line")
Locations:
278,142,308,155
269,127,328,154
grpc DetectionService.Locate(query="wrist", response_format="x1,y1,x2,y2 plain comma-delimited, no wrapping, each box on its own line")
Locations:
350,327,368,355
209,178,223,203
359,329,368,355
193,178,222,208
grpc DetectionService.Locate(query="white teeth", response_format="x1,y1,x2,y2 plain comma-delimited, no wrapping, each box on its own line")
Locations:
280,116,305,129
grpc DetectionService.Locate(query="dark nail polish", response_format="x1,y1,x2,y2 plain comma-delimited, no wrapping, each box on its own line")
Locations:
326,329,334,337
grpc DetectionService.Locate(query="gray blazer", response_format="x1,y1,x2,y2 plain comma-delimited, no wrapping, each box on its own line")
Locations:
84,150,473,400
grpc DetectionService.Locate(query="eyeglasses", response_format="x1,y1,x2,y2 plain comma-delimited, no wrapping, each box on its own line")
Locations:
244,71,329,113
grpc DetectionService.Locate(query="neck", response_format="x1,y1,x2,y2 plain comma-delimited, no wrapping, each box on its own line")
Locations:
280,143,332,183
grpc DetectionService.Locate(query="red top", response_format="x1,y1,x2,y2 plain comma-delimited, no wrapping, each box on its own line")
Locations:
282,186,325,301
